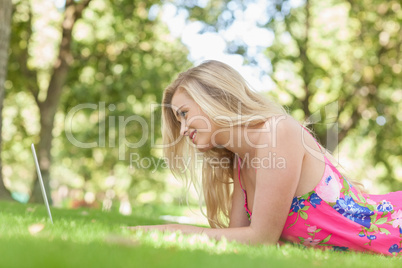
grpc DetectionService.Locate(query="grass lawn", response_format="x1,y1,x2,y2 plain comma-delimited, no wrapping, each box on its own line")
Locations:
0,201,401,268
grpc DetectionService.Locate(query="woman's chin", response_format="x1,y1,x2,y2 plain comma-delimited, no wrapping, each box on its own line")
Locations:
195,143,214,152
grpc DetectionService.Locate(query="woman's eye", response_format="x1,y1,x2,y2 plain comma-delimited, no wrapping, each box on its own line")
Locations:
179,111,187,118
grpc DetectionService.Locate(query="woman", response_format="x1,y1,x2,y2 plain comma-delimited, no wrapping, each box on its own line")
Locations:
134,60,402,256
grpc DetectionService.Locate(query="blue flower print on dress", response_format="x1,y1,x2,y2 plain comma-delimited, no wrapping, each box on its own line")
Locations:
291,197,305,212
367,235,376,240
309,193,322,208
388,244,402,254
333,195,374,228
376,200,394,212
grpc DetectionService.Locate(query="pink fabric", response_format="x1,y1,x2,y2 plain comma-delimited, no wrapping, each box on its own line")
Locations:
238,158,252,220
238,129,402,256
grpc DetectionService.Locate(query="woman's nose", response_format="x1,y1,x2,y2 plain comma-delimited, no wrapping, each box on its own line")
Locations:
180,123,188,136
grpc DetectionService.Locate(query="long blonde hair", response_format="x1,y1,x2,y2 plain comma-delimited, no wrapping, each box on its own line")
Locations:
161,60,286,228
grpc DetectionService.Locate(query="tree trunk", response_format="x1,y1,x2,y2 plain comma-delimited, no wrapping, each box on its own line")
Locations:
0,0,14,201
29,0,92,203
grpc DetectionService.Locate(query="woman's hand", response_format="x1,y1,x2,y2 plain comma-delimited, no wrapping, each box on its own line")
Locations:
126,224,267,245
126,224,182,233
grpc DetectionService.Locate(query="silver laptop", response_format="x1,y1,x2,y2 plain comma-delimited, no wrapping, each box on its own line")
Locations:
31,143,53,224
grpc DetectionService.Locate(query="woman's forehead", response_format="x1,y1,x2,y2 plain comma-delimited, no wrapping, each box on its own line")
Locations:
171,89,192,106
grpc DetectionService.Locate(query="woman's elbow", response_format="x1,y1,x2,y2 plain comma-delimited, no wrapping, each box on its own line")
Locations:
248,225,280,245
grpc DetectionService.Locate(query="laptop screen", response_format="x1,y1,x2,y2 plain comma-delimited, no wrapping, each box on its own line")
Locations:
31,143,53,224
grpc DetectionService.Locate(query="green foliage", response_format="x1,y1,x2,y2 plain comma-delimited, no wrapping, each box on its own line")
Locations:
264,0,402,190
4,0,192,205
57,0,192,206
180,0,402,192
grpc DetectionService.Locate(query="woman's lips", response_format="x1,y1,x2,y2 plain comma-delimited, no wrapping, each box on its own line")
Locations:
190,130,197,142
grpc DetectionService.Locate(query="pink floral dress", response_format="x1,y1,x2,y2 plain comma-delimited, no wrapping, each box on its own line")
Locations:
238,137,402,256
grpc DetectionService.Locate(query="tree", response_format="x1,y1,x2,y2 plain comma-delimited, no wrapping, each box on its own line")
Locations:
176,0,401,189
5,0,191,206
262,0,401,188
0,0,13,200
19,0,92,203
344,0,402,188
57,0,191,207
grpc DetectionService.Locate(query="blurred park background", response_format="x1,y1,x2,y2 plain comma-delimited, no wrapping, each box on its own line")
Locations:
0,0,401,220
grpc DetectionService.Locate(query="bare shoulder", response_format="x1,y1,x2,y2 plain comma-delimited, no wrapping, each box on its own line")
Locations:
258,115,304,151
269,114,302,133
251,115,305,171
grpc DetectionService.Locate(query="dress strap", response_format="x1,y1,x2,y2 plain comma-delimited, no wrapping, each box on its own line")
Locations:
299,124,332,167
237,157,252,218
300,124,323,151
237,157,245,191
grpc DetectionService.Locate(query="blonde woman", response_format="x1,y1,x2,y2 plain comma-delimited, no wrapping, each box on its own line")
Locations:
134,60,402,256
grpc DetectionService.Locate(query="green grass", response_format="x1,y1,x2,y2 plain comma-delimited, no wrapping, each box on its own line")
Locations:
0,201,401,268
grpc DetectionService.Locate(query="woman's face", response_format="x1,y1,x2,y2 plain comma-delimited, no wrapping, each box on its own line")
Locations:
171,89,219,152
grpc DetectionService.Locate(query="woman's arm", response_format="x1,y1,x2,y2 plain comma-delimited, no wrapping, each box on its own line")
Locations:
132,224,259,244
132,159,252,242
132,161,253,242
133,117,305,245
229,156,251,228
245,116,304,244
